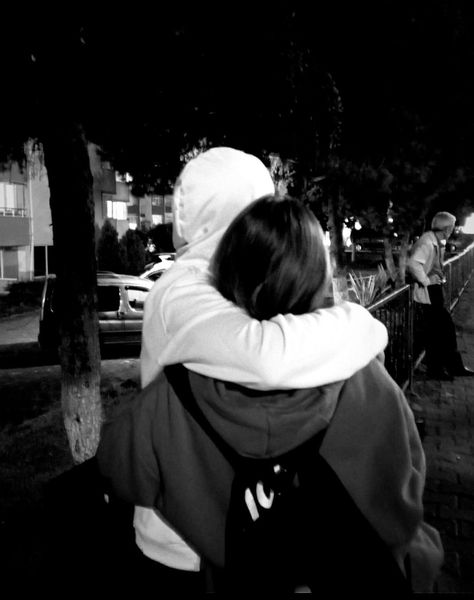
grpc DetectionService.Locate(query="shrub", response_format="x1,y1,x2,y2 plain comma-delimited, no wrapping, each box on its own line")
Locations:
347,265,391,307
6,280,44,306
119,230,146,275
0,280,44,317
97,220,126,273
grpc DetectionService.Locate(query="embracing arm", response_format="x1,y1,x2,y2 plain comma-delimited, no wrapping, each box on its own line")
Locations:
140,270,388,389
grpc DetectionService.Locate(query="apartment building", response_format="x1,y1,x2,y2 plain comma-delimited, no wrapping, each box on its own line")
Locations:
0,162,31,288
0,144,172,291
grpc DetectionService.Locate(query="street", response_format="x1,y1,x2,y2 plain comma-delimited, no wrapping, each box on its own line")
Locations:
0,309,140,369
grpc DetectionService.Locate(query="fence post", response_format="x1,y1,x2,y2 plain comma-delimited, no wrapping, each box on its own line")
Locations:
407,284,414,391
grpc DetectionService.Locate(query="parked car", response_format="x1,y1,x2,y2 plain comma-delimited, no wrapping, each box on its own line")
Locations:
38,272,154,352
145,252,176,267
140,253,175,281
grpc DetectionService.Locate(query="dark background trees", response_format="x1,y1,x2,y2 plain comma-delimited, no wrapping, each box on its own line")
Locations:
1,3,474,459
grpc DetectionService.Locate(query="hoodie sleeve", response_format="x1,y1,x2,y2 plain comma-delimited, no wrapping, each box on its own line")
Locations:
140,269,388,390
320,360,443,593
96,381,161,508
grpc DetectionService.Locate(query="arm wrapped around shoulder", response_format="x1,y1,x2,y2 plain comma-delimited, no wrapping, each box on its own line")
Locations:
149,268,388,390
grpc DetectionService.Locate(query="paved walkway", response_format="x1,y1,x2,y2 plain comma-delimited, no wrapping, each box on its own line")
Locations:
410,278,474,594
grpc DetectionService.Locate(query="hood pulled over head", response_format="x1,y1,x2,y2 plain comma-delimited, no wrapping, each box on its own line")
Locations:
172,147,275,264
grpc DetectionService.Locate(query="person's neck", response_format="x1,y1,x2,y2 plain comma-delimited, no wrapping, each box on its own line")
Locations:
433,230,445,243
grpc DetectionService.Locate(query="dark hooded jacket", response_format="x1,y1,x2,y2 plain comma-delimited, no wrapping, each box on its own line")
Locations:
97,358,443,593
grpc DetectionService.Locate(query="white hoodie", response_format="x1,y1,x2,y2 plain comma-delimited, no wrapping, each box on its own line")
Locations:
136,147,389,570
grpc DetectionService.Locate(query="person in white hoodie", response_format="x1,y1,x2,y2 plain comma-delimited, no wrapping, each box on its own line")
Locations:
133,147,389,587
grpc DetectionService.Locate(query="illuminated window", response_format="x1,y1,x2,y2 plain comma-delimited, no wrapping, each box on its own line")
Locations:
0,183,27,216
106,200,127,220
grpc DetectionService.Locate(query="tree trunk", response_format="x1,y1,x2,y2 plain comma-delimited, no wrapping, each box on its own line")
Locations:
42,121,102,464
383,236,397,283
396,232,411,287
327,187,347,274
327,188,349,301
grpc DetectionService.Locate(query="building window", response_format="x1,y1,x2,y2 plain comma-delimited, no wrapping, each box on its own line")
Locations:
106,200,127,220
0,248,19,279
151,194,173,224
0,183,27,216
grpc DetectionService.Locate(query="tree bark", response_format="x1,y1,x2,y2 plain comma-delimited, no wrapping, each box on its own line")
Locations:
396,232,411,286
383,236,397,283
327,187,349,301
327,187,347,265
42,121,102,464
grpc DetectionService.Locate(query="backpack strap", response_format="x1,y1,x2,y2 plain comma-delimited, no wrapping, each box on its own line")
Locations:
165,364,241,468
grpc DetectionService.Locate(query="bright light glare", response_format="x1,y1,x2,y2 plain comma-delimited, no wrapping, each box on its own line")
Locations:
463,214,474,234
354,221,362,230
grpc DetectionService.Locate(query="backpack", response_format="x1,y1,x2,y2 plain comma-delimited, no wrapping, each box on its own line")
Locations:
165,364,412,595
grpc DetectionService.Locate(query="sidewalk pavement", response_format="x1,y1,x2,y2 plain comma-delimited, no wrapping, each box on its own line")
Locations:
0,308,39,345
409,278,474,594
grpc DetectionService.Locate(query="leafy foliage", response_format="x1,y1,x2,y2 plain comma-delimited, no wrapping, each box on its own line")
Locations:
347,265,392,307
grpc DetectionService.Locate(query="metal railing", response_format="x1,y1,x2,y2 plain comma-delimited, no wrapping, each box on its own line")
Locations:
0,207,28,217
368,241,474,390
444,245,474,311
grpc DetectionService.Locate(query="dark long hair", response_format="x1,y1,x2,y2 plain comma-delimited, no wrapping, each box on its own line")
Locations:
212,194,331,320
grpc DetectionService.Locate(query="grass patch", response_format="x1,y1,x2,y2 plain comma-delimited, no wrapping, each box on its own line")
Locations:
0,360,140,529
0,408,72,524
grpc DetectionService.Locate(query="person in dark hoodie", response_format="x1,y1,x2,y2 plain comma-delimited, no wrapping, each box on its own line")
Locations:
97,193,443,594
